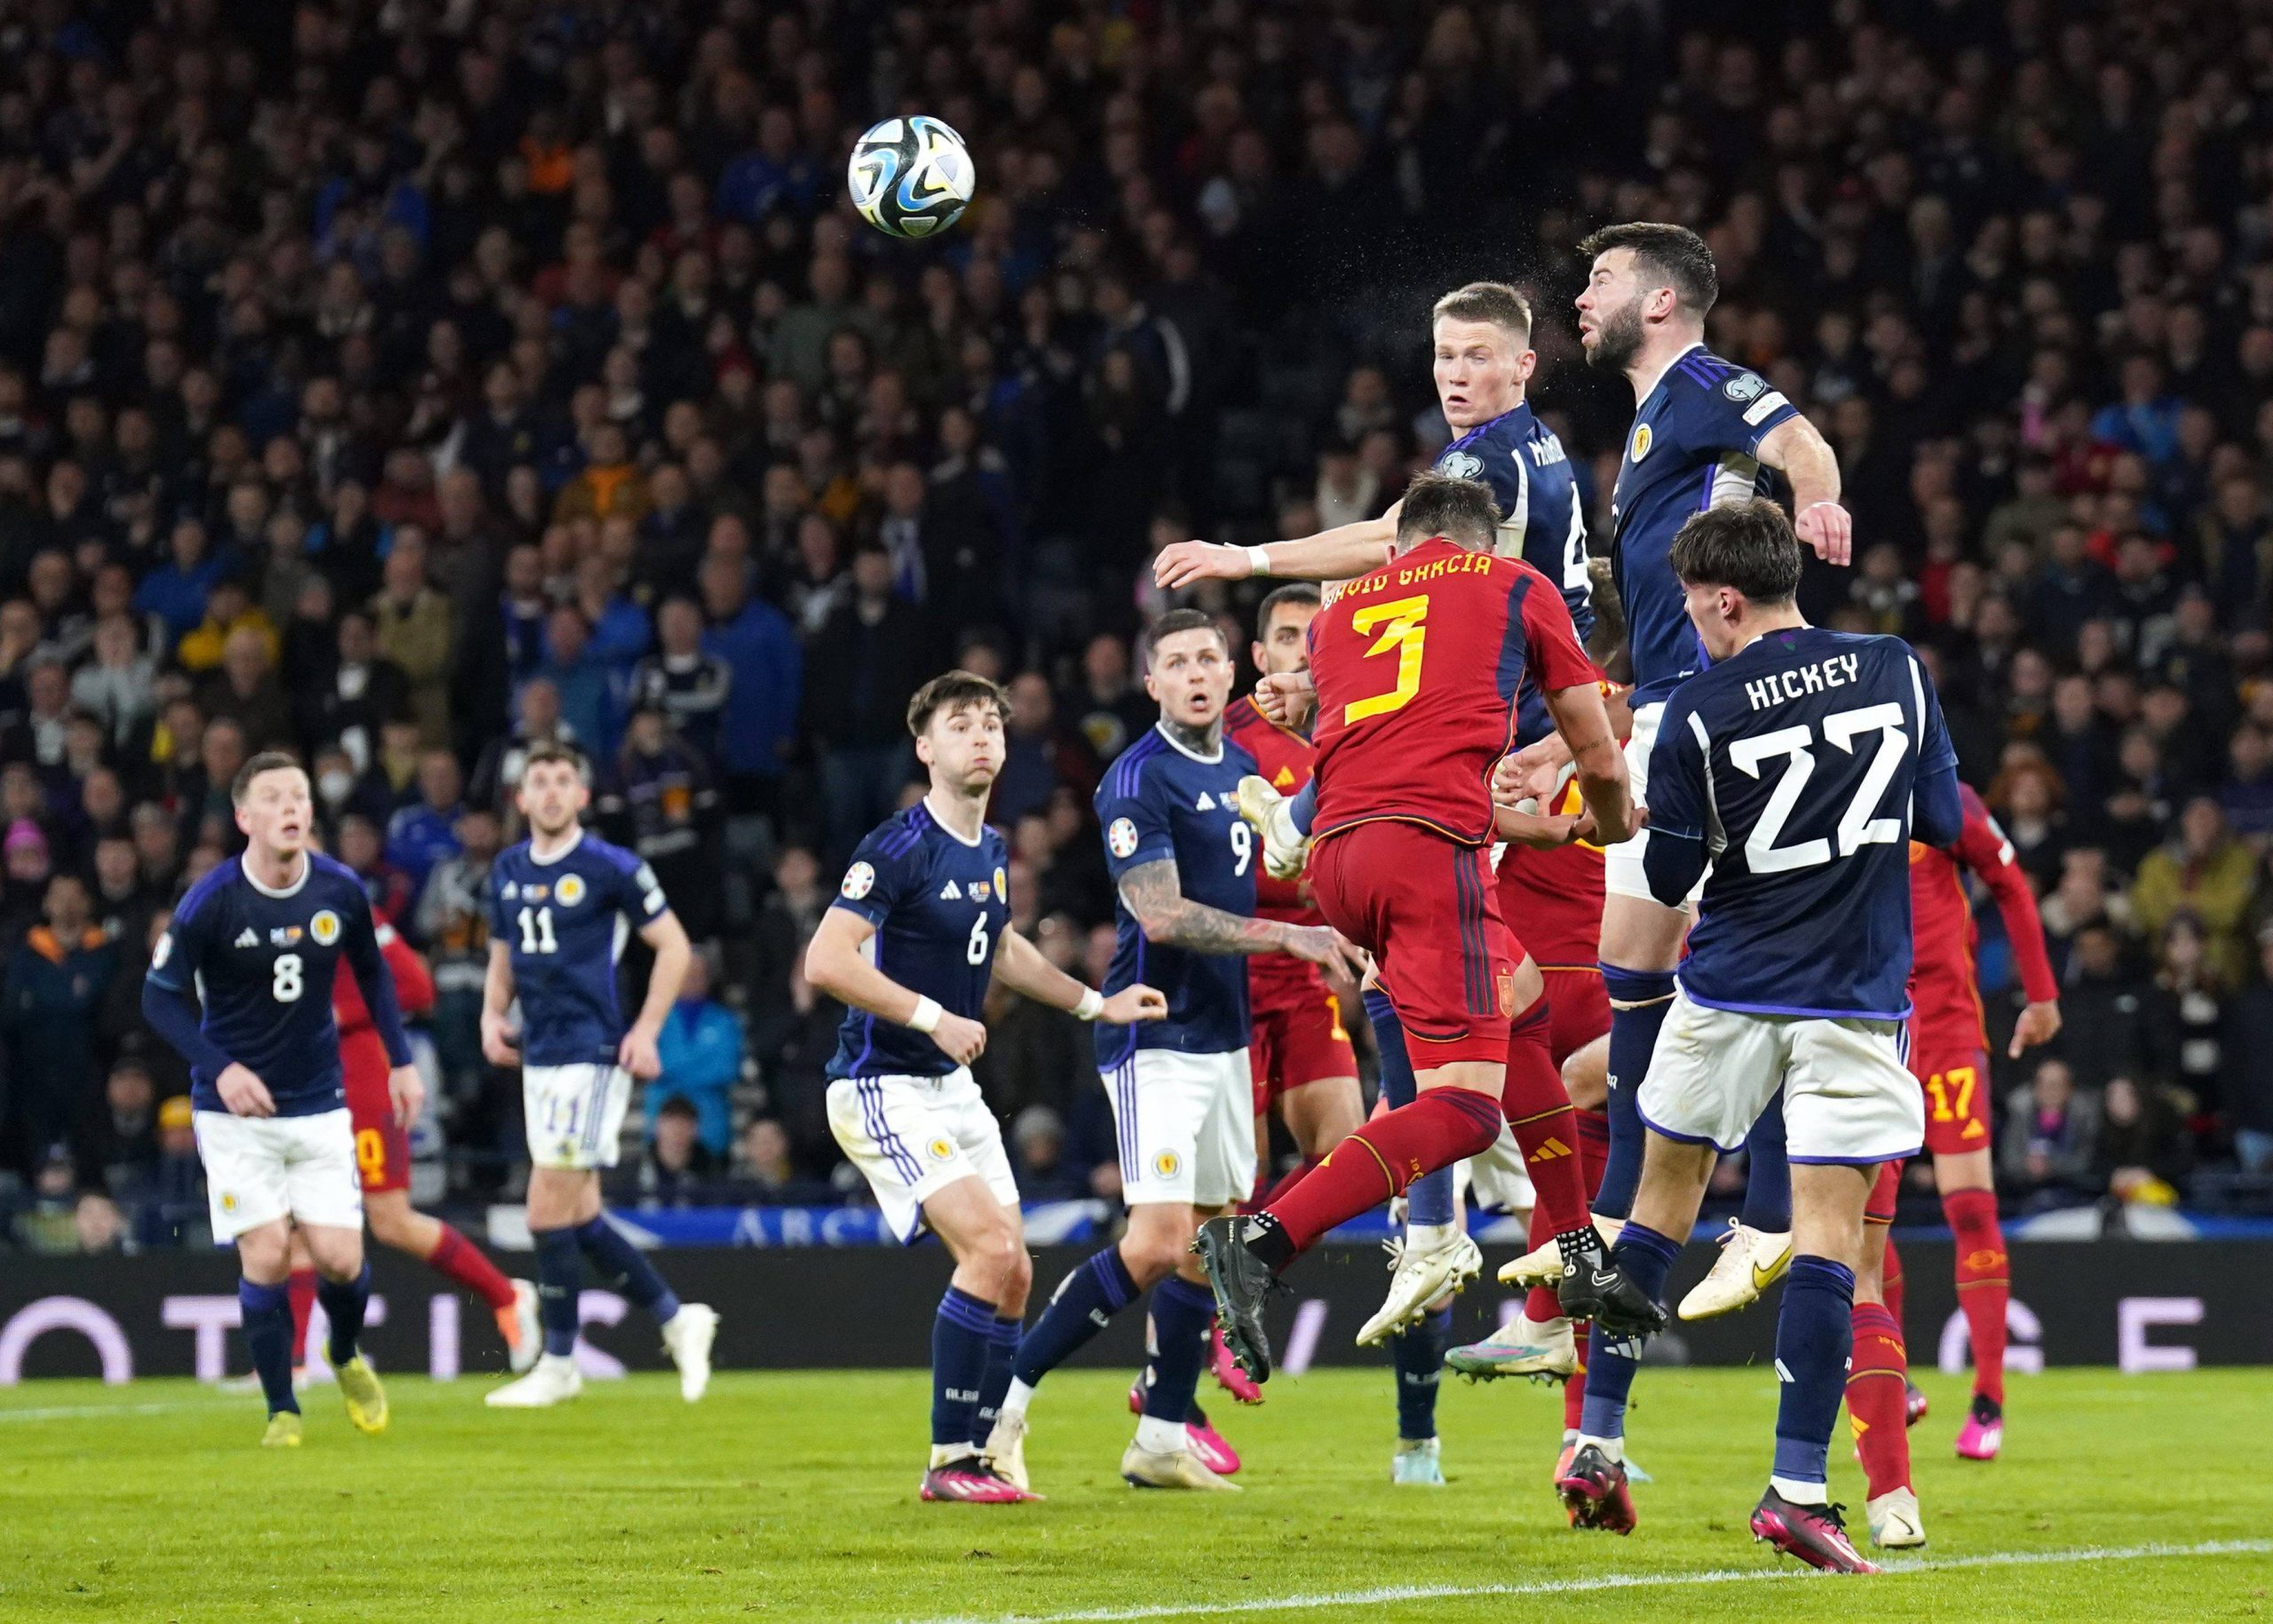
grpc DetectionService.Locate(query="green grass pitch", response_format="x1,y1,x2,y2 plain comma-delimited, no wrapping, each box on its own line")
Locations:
3,1367,2265,1622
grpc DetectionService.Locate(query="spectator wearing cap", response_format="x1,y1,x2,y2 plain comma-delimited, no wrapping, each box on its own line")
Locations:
646,952,742,1157
4,873,115,1170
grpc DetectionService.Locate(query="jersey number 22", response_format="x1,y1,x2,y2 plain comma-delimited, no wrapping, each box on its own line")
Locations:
1727,702,1908,874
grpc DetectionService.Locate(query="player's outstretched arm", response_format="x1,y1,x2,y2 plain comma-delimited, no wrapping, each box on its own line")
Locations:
991,926,1166,1026
1154,508,1398,590
621,910,692,1080
480,939,521,1066
1757,416,1851,566
804,907,986,1066
1542,681,1639,844
1118,857,1366,978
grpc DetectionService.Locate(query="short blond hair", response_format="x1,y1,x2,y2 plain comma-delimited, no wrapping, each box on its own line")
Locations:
1431,281,1532,343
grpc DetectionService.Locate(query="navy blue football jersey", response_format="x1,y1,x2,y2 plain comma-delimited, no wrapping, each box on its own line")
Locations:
1647,626,1957,1019
489,831,669,1066
1611,347,1800,703
1436,402,1596,743
826,800,1014,1080
1095,724,1260,1063
150,854,400,1117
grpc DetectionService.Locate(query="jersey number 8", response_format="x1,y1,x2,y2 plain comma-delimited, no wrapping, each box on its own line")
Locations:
273,953,304,1002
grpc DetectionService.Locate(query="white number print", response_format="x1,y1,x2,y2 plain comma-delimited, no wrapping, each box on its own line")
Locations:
1229,820,1253,876
272,953,304,1003
518,906,558,955
965,913,991,966
1561,493,1590,592
1727,703,1911,874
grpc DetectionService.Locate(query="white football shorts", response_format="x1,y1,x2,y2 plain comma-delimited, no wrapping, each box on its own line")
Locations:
194,1107,362,1240
826,1066,1019,1243
1636,990,1926,1164
1102,1047,1256,1208
524,1062,634,1170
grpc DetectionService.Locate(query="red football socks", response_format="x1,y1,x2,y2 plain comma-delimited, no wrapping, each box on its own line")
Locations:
1575,1107,1610,1200
1881,1236,1906,1327
1563,1329,1589,1433
1944,1188,2009,1405
1267,1087,1502,1252
287,1268,318,1366
1847,1302,1913,1498
1258,1157,1325,1211
1501,1006,1590,1236
428,1223,518,1311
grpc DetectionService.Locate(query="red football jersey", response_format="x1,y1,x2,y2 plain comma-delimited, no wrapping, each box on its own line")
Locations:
1495,773,1607,970
1310,537,1596,845
1908,782,2059,1047
1224,694,1334,1008
334,921,437,1034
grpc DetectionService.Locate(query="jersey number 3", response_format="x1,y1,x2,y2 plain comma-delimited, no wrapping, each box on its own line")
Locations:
1728,702,1908,874
1343,595,1430,724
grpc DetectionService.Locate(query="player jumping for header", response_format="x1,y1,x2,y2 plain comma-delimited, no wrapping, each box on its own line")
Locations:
144,751,418,1446
482,744,718,1408
806,671,1167,1503
1192,473,1650,1386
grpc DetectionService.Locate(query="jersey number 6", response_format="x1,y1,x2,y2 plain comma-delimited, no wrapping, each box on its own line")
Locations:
1343,594,1430,724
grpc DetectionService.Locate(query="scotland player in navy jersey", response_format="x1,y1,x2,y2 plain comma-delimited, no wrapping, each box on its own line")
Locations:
479,744,718,1409
1493,224,1857,1384
143,751,417,1446
1154,281,1592,651
1556,502,1960,1572
983,611,1363,1493
806,672,1167,1504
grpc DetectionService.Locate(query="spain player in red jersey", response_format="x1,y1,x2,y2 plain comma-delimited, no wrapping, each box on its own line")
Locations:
1224,584,1364,1195
1194,473,1652,1380
287,915,539,1374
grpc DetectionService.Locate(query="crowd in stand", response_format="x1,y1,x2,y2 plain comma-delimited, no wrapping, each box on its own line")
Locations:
6,0,2273,1250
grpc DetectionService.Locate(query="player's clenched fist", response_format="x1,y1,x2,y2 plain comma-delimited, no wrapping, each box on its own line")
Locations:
1153,540,1250,589
387,1064,425,1130
930,1010,988,1066
216,1061,276,1118
1255,671,1317,730
479,1010,520,1066
1099,985,1169,1024
1795,500,1852,566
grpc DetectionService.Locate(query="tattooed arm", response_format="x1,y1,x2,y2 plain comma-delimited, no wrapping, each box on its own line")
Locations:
1118,857,1366,976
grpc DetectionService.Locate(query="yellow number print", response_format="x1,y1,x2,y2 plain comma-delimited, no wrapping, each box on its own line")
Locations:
355,1128,387,1181
1923,1066,1976,1122
1343,594,1430,724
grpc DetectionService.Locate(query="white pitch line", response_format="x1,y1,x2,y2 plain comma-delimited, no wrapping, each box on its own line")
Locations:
0,1399,234,1423
908,1538,2273,1624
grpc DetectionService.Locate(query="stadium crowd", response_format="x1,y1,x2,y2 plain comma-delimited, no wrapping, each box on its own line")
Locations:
4,0,2273,1249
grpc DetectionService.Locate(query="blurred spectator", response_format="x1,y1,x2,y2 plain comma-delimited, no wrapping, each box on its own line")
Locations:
370,533,455,749
633,1097,719,1206
2131,798,2258,984
1010,1105,1090,1202
77,1057,159,1198
804,545,922,855
2001,1058,2100,1208
646,953,743,1156
2096,1076,2193,1206
4,875,116,1163
601,708,720,941
2226,927,2273,1175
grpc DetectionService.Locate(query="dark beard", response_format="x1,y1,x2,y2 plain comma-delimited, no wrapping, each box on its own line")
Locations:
1585,303,1644,372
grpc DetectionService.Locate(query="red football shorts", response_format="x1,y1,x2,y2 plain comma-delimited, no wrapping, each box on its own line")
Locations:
342,1026,410,1195
1540,966,1611,1067
1866,1156,1905,1224
1909,1037,1993,1158
1248,978,1358,1116
1308,820,1517,1068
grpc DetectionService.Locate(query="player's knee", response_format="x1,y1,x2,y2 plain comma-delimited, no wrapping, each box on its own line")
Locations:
1118,1232,1186,1288
236,1225,289,1281
997,1235,1034,1306
1563,1051,1607,1111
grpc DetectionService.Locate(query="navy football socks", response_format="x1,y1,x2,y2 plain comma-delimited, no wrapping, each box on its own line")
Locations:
931,1287,996,1450
533,1225,583,1357
1770,1256,1857,1499
1739,1099,1794,1233
1596,965,1675,1220
1012,1246,1139,1388
1391,1305,1453,1440
1578,1221,1682,1441
574,1216,682,1325
315,1263,372,1367
239,1278,298,1415
1140,1276,1216,1424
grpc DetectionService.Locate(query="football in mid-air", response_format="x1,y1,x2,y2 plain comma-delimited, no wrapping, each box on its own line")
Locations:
847,115,975,240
